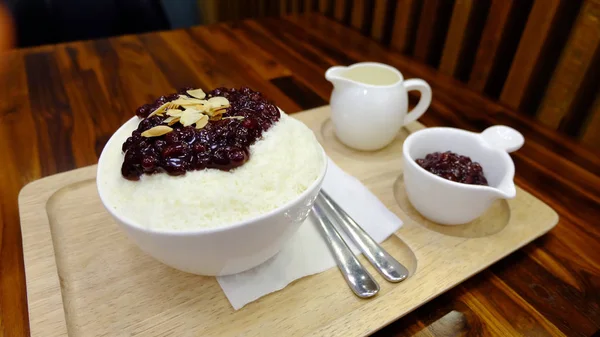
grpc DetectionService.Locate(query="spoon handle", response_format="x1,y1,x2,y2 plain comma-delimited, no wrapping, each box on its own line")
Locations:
311,203,379,298
319,192,409,283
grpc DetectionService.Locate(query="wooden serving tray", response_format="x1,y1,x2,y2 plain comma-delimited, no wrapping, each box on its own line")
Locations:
19,106,558,337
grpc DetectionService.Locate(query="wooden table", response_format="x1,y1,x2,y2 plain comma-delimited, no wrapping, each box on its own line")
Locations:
1,13,598,337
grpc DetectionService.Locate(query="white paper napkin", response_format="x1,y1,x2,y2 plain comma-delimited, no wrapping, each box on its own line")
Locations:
217,158,403,310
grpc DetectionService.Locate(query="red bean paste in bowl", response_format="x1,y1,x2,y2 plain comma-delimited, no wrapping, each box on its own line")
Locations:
121,87,280,180
415,151,488,186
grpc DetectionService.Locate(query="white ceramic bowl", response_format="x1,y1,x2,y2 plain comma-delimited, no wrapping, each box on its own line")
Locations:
402,125,524,225
97,118,327,276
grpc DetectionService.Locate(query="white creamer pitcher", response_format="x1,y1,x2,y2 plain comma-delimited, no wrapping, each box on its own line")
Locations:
325,62,432,151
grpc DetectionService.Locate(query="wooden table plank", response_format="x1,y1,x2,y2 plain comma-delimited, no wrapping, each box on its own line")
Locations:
536,0,600,129
581,90,600,151
318,0,329,14
413,0,443,63
232,20,333,99
499,0,562,110
0,51,32,337
206,25,293,81
350,0,366,31
389,0,419,54
280,0,288,15
304,0,316,13
370,0,388,42
290,0,301,14
185,26,301,112
438,0,476,76
107,36,175,110
468,0,515,92
1,13,599,337
333,0,348,23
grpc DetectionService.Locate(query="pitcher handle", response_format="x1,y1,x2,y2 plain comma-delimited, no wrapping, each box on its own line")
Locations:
403,79,432,125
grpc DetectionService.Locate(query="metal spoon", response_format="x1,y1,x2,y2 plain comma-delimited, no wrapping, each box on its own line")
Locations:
311,202,379,298
318,191,409,283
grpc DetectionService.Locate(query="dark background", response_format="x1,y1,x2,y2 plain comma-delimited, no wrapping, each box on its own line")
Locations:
4,0,201,48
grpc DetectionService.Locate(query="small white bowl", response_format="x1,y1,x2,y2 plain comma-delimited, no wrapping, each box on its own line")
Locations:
97,118,327,276
402,125,524,225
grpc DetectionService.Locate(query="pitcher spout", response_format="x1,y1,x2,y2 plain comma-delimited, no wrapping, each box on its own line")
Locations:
325,66,350,88
494,180,516,199
325,66,345,81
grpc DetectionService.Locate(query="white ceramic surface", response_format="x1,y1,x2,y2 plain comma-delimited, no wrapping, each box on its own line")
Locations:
97,117,328,276
325,62,432,151
402,125,524,225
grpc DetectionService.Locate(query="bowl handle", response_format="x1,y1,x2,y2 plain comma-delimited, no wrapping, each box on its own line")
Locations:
479,126,524,153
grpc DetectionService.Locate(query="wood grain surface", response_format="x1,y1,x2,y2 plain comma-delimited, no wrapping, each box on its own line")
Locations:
467,0,515,92
536,0,600,131
389,0,419,54
499,0,563,110
1,13,599,337
438,0,476,77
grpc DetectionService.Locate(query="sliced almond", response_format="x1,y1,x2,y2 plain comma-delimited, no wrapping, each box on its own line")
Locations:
166,109,183,117
191,104,208,113
195,114,209,129
214,107,228,115
207,96,230,108
205,107,228,117
186,88,206,100
180,109,203,127
148,102,173,117
141,125,173,137
222,116,245,120
170,98,208,106
163,116,180,126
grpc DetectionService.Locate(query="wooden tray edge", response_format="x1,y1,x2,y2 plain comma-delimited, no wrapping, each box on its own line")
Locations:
19,165,97,337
